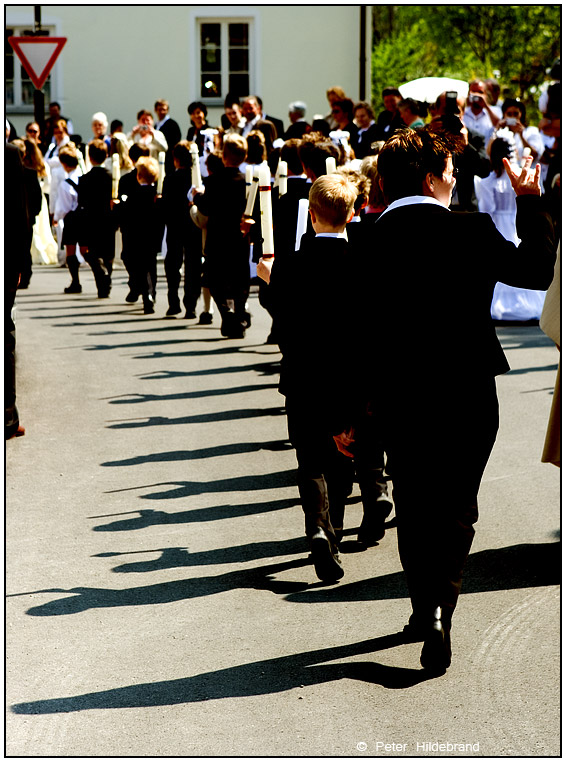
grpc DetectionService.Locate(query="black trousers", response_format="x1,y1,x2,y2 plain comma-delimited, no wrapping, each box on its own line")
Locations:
383,377,499,619
286,395,353,549
5,282,19,437
165,225,202,311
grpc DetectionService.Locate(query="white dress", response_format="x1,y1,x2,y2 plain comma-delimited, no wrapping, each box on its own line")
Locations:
31,166,58,265
475,171,547,320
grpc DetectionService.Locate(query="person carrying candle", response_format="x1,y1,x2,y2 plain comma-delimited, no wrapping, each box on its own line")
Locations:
260,173,360,582
192,134,250,339
117,143,150,303
53,143,88,294
161,140,204,318
76,139,116,298
114,157,164,314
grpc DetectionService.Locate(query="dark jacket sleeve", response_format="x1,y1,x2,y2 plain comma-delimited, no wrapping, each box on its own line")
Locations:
493,195,556,289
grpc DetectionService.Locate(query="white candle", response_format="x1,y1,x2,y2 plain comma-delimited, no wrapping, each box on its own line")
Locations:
278,160,288,197
111,154,120,199
245,165,254,200
77,149,86,175
244,166,260,217
157,151,165,195
295,197,309,251
326,156,336,174
85,147,92,173
189,143,202,190
258,164,274,258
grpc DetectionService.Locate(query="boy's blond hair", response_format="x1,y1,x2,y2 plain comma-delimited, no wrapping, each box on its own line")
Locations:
136,156,159,184
223,133,248,166
308,173,358,228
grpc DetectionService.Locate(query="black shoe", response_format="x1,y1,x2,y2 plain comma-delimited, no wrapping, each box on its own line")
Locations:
166,303,182,317
125,291,139,303
64,282,82,294
198,311,213,324
184,310,197,319
420,607,452,674
143,296,155,314
309,528,344,582
357,498,393,546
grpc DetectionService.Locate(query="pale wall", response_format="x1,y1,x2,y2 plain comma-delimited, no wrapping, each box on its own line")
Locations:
7,5,370,139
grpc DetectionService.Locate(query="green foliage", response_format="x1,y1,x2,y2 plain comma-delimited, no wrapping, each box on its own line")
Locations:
371,5,561,121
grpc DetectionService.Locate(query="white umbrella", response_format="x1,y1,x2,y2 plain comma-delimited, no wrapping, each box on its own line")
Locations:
399,77,469,104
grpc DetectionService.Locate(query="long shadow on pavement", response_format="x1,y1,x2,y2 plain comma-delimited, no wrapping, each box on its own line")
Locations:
11,634,430,714
105,407,285,429
90,496,299,531
101,469,297,501
103,383,279,404
101,439,292,467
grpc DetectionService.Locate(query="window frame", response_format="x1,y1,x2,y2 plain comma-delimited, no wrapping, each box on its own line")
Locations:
5,12,62,115
189,8,260,107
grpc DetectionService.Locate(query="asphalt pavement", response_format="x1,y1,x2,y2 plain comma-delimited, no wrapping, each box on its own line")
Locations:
6,262,560,757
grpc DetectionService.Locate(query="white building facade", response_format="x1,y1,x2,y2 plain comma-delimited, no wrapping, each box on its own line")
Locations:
6,5,372,139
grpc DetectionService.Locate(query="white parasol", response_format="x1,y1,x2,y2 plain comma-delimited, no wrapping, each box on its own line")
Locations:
398,77,469,104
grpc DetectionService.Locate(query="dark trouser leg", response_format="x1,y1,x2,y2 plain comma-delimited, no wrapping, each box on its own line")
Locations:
286,397,349,550
84,248,111,296
387,380,499,619
66,251,81,284
183,247,203,314
165,235,183,309
18,231,33,288
5,286,19,438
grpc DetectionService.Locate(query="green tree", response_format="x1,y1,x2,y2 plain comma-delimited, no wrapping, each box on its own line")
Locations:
372,5,560,120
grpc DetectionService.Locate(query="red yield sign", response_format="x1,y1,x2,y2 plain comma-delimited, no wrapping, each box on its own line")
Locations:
8,36,67,90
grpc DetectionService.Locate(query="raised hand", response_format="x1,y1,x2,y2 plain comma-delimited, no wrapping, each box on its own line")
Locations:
502,156,541,196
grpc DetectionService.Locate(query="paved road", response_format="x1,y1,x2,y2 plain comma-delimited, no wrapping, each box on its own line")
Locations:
6,263,560,757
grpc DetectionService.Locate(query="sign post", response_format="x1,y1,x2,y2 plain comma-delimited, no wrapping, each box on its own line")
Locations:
8,10,67,131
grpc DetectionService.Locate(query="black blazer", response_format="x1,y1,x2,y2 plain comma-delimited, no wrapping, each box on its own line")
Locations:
158,118,182,174
78,166,114,245
361,198,555,392
353,123,381,158
272,235,360,426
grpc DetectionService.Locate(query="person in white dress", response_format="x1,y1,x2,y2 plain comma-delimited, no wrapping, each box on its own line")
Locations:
487,98,544,164
475,137,547,321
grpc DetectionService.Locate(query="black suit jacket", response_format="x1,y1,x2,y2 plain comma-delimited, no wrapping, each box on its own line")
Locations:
272,235,360,427
353,123,381,158
361,198,555,395
78,166,114,246
158,118,182,174
264,113,285,139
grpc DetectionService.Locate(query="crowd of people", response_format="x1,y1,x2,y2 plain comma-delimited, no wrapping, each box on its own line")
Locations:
6,73,560,676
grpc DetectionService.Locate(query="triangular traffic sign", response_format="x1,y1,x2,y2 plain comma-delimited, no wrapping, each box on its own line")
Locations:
8,37,67,90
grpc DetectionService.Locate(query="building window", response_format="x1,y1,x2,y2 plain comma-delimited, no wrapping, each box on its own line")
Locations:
198,20,251,102
6,26,53,109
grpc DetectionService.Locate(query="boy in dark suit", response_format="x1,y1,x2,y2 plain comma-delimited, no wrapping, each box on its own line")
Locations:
336,128,556,673
161,140,203,317
117,143,150,302
264,173,360,582
193,134,249,338
78,139,115,297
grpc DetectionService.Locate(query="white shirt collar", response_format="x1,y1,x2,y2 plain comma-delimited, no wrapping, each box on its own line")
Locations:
315,231,348,240
380,195,450,216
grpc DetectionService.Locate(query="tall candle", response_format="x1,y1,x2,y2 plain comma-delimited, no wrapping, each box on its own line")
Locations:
111,154,120,199
258,164,274,258
157,151,165,194
326,156,336,174
278,160,288,197
244,166,260,216
295,198,309,251
245,165,254,200
189,143,202,189
77,149,86,175
85,147,92,173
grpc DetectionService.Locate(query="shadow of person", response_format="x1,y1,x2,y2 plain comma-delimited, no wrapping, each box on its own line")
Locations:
9,557,312,617
11,633,431,715
91,497,300,532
